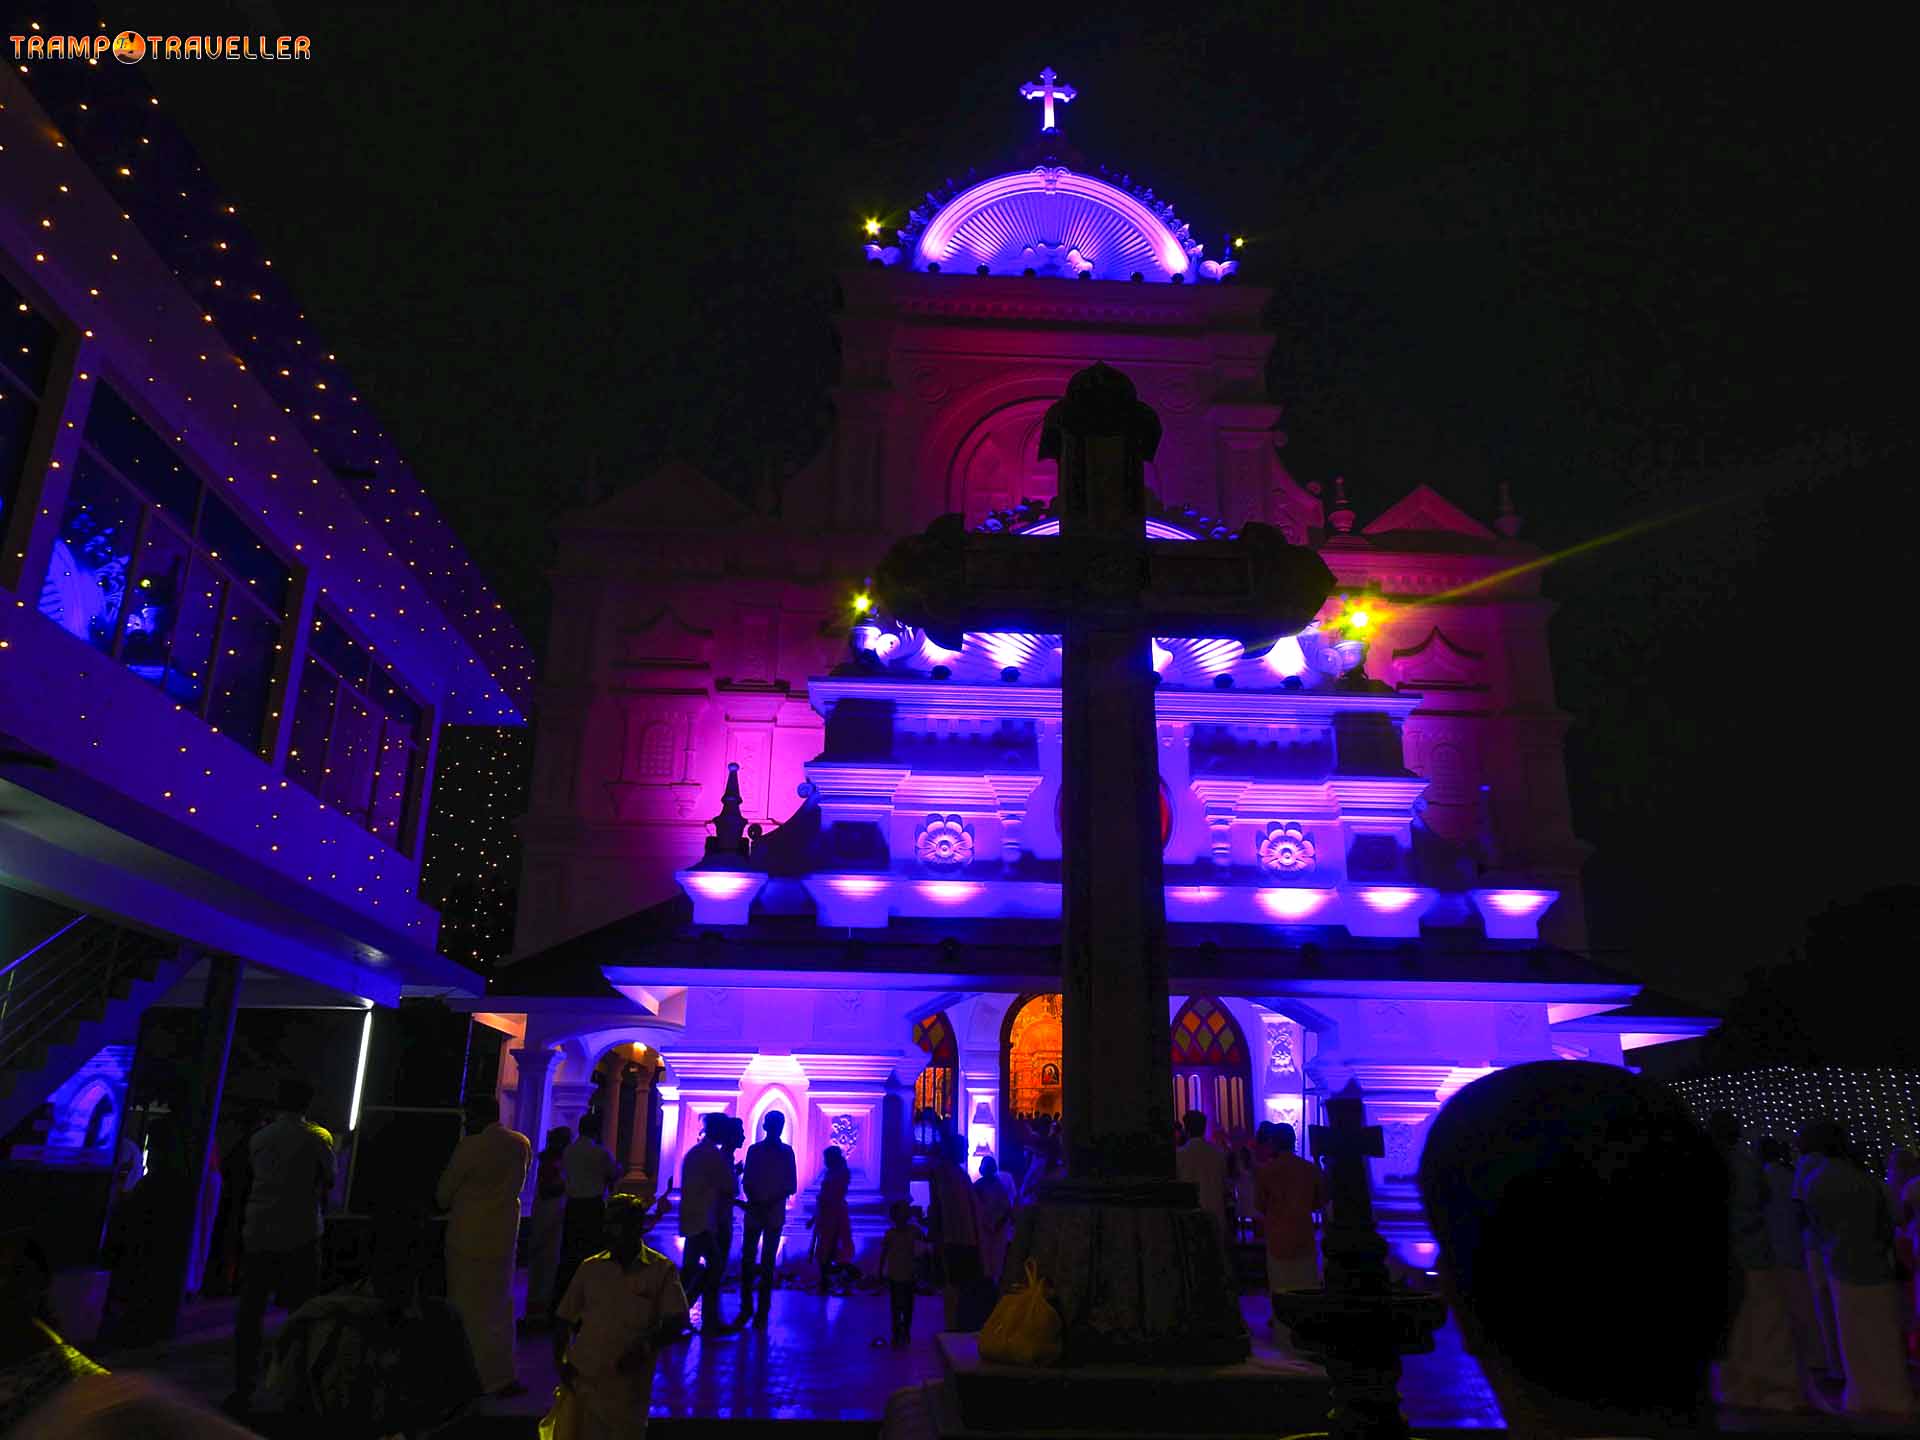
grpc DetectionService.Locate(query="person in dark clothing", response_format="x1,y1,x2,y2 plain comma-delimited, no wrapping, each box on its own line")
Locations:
1418,1062,1732,1440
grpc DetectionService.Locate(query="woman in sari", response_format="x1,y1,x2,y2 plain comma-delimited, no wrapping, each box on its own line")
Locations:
810,1147,856,1293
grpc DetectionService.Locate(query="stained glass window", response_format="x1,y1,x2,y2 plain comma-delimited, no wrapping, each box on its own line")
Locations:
912,1010,958,1129
286,605,431,854
1171,995,1243,1066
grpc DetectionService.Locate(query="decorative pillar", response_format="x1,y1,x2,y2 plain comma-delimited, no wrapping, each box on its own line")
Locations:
510,1046,557,1211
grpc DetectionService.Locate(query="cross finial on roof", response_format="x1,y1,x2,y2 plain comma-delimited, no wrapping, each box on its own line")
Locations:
1020,66,1077,133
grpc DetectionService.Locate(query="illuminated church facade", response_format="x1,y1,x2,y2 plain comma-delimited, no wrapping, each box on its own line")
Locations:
484,73,1708,1263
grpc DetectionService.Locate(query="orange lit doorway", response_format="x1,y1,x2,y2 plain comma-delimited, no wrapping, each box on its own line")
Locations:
1001,993,1063,1179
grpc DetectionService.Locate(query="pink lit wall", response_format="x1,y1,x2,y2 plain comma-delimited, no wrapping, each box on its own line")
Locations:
514,272,1586,954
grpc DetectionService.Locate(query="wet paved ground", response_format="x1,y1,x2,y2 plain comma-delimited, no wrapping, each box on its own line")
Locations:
68,1269,1506,1429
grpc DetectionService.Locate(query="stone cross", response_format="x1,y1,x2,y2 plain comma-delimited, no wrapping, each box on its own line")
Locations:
875,364,1332,1364
876,363,1333,1185
1019,66,1077,133
1275,1080,1447,1439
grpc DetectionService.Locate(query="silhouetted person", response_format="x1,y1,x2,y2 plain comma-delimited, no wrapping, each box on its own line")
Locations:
1758,1135,1825,1400
738,1112,796,1328
1253,1121,1326,1345
228,1076,335,1414
879,1200,924,1347
930,1130,985,1330
973,1154,1015,1289
269,1208,480,1431
1175,1109,1229,1259
1705,1110,1798,1410
1418,1061,1731,1439
677,1112,736,1333
555,1112,620,1312
436,1095,531,1396
0,1229,108,1431
551,1193,690,1439
810,1145,855,1293
524,1124,571,1328
1797,1118,1913,1418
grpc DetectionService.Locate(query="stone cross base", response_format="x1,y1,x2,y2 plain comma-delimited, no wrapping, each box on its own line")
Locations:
881,1333,1332,1440
1003,1180,1250,1367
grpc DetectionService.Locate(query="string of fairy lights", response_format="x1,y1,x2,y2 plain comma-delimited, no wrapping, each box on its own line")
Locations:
6,19,532,723
418,726,531,968
1671,1067,1920,1173
1,26,536,936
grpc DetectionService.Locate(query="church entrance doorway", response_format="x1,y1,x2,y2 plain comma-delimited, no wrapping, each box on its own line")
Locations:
586,1041,664,1192
1171,996,1251,1142
1000,992,1063,1182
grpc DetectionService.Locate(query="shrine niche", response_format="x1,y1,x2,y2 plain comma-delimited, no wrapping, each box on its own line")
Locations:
1171,996,1251,1139
1003,992,1064,1119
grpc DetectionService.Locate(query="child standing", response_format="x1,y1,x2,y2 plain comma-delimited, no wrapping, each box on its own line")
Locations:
880,1201,924,1347
549,1194,688,1439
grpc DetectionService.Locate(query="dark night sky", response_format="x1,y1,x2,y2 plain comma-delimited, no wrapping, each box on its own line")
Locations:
122,2,1909,1003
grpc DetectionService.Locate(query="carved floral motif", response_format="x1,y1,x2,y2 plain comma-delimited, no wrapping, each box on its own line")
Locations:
829,1114,860,1151
1258,821,1317,875
915,814,976,870
1263,1018,1296,1075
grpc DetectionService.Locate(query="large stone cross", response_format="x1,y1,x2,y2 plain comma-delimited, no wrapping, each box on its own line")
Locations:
876,362,1334,1186
874,364,1335,1372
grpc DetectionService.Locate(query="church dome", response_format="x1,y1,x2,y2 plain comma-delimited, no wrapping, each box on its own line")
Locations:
861,68,1232,284
912,167,1200,281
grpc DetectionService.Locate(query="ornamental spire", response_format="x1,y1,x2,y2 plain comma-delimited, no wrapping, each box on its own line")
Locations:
1019,66,1077,133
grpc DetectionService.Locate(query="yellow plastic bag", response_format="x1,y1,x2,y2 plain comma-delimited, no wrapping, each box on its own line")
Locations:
977,1259,1062,1366
537,1382,583,1440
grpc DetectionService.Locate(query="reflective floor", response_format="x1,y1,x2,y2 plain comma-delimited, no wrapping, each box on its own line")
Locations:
72,1270,1505,1429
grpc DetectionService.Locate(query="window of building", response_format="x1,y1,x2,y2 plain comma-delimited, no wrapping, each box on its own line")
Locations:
1,269,60,542
285,605,430,853
37,383,291,752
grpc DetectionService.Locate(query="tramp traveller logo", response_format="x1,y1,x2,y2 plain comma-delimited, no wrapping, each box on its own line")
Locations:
10,30,312,63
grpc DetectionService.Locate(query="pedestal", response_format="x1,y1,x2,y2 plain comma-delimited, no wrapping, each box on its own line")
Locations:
883,1331,1331,1440
1006,1179,1248,1366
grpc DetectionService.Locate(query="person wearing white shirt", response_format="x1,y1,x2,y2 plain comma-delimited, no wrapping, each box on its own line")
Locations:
436,1096,532,1396
554,1113,621,1312
676,1114,737,1333
1174,1110,1230,1260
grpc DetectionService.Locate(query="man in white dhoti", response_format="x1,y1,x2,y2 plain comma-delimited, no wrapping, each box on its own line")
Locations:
1798,1120,1915,1420
972,1155,1015,1290
436,1096,532,1397
1174,1110,1230,1261
1707,1110,1800,1411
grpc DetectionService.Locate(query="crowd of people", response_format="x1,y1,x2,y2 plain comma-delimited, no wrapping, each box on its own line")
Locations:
8,1064,1920,1436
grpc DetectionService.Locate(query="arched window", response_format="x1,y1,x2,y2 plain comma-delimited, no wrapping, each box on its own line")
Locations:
1171,996,1252,1139
912,1011,958,1138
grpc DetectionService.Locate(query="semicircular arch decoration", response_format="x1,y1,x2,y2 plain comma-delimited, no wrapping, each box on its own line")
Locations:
915,169,1196,280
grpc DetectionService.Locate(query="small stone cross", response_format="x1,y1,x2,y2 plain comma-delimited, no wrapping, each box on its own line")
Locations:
1020,66,1077,133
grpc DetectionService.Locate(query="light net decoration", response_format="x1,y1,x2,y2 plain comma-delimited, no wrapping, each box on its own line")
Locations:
1669,1067,1920,1174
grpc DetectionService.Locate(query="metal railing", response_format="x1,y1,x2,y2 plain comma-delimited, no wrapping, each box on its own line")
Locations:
0,916,172,1073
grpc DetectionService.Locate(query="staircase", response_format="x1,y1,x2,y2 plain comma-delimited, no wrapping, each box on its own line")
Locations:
0,917,189,1139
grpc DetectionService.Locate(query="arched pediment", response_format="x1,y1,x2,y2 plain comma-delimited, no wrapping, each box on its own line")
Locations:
915,169,1199,281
